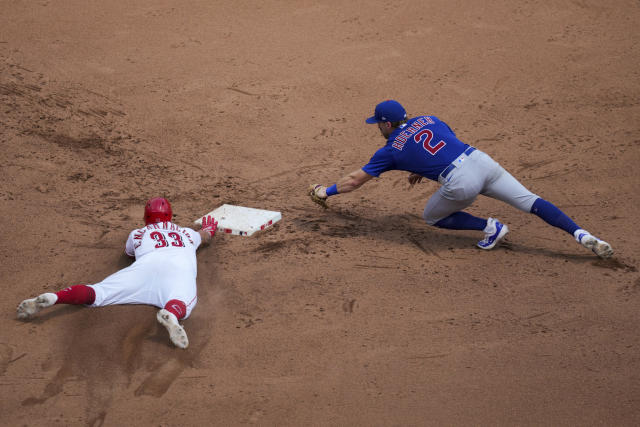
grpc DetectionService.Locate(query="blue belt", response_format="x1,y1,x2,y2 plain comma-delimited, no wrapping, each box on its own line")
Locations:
440,146,476,179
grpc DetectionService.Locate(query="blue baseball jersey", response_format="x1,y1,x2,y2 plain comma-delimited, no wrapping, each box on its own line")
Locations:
362,116,471,181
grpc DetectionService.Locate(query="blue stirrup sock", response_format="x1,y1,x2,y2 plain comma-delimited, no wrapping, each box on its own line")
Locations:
433,199,580,235
434,212,487,230
530,198,580,235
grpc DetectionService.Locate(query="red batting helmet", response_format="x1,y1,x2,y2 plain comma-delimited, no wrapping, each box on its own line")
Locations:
144,197,172,225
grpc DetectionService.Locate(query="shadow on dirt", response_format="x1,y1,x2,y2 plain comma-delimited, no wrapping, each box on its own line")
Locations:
290,208,628,263
18,245,220,424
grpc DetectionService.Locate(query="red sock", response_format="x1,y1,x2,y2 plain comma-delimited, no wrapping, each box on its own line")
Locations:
164,299,187,320
55,285,96,305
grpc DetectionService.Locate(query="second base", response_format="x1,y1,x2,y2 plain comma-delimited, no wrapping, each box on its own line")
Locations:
194,204,281,236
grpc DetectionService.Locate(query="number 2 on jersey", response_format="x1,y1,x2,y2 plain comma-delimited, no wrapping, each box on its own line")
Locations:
150,231,185,248
414,129,446,155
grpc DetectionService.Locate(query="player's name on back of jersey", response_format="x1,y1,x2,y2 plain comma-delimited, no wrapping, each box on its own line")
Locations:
132,222,195,250
392,116,436,151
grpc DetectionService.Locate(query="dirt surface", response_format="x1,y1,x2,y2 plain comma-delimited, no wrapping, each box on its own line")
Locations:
1,1,639,425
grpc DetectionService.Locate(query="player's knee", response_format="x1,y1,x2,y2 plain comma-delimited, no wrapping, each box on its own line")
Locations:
164,299,187,320
422,210,440,226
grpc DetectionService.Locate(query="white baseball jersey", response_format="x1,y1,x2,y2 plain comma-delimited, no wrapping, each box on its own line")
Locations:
89,222,203,318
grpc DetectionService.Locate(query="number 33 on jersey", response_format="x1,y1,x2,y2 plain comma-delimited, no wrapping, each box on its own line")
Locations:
125,222,201,259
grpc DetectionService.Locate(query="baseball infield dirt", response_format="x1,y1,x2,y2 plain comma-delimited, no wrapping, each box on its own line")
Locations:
1,1,639,425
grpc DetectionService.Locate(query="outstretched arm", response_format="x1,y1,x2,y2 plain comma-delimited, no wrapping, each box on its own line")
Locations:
310,168,374,199
335,168,375,194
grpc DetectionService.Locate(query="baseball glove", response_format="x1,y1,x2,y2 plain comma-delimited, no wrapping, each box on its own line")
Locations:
308,184,328,209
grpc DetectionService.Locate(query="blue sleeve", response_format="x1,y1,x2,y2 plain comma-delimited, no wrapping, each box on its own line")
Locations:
362,147,394,177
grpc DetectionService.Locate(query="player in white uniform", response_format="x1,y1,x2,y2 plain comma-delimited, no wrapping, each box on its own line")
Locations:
16,197,218,349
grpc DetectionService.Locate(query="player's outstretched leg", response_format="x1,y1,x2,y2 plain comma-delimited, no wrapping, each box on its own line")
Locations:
17,293,57,319
17,284,96,320
530,198,613,258
574,229,614,258
477,217,509,250
157,309,189,349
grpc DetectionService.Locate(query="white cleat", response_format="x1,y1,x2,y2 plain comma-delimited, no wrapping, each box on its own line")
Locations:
574,229,614,259
157,309,189,349
477,217,509,250
17,293,57,319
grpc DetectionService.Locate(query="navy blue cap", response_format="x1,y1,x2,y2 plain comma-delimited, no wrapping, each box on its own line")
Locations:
365,100,407,124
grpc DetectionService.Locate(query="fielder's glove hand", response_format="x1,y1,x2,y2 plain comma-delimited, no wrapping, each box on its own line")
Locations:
201,215,218,237
308,184,329,209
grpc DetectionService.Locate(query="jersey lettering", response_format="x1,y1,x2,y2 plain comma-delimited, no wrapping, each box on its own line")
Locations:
414,129,446,155
391,117,436,152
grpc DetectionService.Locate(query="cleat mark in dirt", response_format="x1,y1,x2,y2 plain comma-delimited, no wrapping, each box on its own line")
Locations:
591,258,637,272
134,358,185,397
342,299,356,313
354,264,394,269
87,411,107,427
227,86,258,97
408,236,440,258
0,343,13,375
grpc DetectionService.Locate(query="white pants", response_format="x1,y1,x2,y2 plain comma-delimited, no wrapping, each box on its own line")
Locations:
88,250,198,319
423,150,539,225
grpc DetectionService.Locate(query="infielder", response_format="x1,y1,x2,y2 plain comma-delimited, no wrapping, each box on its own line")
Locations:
309,100,613,258
16,197,218,349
